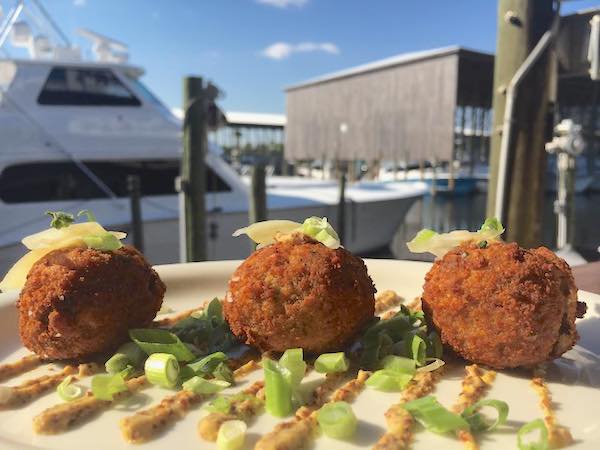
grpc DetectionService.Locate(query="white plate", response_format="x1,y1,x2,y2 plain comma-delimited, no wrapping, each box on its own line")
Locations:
0,259,599,450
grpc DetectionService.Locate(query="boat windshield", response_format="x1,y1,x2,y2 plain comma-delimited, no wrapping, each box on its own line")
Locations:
124,74,178,122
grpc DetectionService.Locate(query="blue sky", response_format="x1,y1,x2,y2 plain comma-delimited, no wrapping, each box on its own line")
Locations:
44,0,600,114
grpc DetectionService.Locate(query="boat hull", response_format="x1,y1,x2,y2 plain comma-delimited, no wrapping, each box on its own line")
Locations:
0,194,420,276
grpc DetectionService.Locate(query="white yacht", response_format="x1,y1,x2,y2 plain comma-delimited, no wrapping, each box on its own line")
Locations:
0,0,427,275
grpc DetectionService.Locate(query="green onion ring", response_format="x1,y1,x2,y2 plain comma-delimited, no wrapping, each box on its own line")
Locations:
263,358,293,417
56,375,84,402
314,352,350,374
182,376,230,394
278,348,307,387
144,353,180,388
462,399,509,432
517,419,549,450
317,401,357,439
217,419,247,450
365,369,413,392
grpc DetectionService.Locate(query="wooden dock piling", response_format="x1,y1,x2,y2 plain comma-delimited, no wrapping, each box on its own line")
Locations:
249,163,267,224
487,0,555,247
180,76,210,262
337,163,347,245
126,174,144,252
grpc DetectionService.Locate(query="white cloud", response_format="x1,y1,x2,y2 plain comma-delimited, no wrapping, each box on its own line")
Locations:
262,41,339,60
256,0,308,8
73,0,86,7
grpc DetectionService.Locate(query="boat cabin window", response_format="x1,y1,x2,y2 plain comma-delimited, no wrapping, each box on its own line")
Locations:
0,160,230,203
37,67,141,106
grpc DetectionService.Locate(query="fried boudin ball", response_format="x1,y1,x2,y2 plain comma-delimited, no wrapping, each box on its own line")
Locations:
17,245,165,360
422,241,585,369
223,234,376,353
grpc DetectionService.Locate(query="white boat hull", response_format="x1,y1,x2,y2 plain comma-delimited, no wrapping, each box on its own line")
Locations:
0,189,421,276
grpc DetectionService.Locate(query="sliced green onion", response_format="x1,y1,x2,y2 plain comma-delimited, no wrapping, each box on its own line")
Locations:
380,355,416,375
105,342,147,374
402,396,469,434
56,375,83,402
314,352,350,374
462,399,509,433
300,216,341,249
366,369,413,392
91,371,128,401
205,393,262,415
205,395,233,414
129,329,196,362
263,358,293,417
416,358,445,373
82,232,122,251
187,352,228,375
517,419,549,450
278,348,307,388
217,419,247,450
427,332,443,359
479,217,504,233
404,333,427,366
317,401,357,439
182,376,230,394
213,362,234,384
144,353,180,388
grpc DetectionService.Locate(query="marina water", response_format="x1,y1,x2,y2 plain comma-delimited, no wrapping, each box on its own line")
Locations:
381,192,600,262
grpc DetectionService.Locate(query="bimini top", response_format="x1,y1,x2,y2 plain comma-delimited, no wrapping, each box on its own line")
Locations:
285,45,492,91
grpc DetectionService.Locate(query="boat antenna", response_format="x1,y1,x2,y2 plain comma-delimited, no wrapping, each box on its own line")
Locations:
0,0,25,52
30,0,71,47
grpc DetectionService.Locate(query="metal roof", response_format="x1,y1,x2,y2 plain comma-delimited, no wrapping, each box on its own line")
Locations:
225,111,286,127
285,46,493,91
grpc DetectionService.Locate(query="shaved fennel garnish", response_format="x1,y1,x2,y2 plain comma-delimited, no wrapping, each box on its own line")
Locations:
406,218,505,258
232,216,341,249
1,212,127,290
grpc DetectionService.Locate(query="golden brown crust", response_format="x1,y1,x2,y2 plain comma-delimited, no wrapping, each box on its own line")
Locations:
223,235,375,353
422,242,582,369
17,245,165,361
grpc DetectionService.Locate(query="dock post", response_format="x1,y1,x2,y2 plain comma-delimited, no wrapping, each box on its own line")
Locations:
487,0,555,247
181,76,208,262
448,160,456,192
249,163,267,224
431,158,438,196
337,161,347,245
127,174,144,252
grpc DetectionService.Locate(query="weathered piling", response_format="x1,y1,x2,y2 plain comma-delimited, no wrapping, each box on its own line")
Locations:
487,0,556,247
126,174,144,252
249,164,267,224
431,158,438,196
337,164,347,245
180,76,210,262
